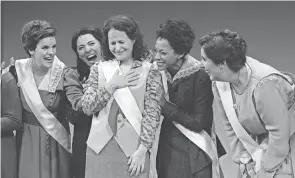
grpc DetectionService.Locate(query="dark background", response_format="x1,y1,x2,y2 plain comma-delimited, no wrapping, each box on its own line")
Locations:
2,1,295,177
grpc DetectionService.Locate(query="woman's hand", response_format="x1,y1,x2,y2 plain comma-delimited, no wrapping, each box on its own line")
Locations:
127,144,148,177
106,69,140,94
1,57,15,75
252,149,264,173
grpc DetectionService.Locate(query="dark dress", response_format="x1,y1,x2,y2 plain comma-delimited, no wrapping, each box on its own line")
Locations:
67,75,92,178
156,57,226,178
1,71,22,178
14,65,84,178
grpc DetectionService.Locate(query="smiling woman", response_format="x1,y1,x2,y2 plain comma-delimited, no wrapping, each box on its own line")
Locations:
12,20,85,178
153,19,225,178
68,26,103,178
81,14,163,178
199,29,295,178
76,33,102,67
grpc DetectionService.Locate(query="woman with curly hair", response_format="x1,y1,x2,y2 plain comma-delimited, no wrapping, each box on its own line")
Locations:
200,29,295,178
153,19,225,178
81,14,163,178
14,20,84,178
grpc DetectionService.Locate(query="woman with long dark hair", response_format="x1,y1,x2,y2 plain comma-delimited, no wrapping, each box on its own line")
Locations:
69,26,103,178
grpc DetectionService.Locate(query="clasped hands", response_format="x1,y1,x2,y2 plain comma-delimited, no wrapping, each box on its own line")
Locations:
239,149,269,178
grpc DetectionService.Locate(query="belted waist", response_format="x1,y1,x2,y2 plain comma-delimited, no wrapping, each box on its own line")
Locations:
23,110,59,126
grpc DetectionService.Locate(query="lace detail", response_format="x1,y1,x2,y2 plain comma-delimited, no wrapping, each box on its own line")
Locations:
48,62,65,93
164,55,203,83
172,64,201,83
26,57,65,93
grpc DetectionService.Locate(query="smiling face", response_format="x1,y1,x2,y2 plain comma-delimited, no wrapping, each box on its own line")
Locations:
108,28,135,61
77,34,102,67
154,37,182,71
200,46,226,81
30,36,56,69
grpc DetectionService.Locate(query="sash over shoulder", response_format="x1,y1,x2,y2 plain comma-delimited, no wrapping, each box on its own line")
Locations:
87,60,152,156
157,55,222,178
15,57,71,153
215,57,295,175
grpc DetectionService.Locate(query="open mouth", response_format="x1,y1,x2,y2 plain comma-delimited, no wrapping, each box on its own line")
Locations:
87,54,97,62
44,57,53,62
157,61,165,66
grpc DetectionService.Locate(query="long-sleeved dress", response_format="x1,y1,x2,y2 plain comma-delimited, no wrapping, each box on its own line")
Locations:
212,57,295,177
67,74,92,178
1,71,22,178
14,58,84,178
156,56,226,178
81,60,163,178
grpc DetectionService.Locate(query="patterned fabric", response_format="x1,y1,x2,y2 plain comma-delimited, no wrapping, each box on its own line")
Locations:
81,60,163,150
81,61,111,116
140,64,162,149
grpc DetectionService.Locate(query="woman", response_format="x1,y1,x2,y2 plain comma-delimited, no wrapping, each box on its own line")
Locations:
1,67,22,178
69,26,103,178
199,29,295,177
153,19,225,178
81,14,163,178
14,20,84,178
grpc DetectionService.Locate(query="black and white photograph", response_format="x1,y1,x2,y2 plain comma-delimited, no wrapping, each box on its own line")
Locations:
1,1,295,178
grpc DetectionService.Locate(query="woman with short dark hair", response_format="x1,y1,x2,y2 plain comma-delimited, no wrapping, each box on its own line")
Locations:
153,19,225,178
200,29,295,178
15,20,85,178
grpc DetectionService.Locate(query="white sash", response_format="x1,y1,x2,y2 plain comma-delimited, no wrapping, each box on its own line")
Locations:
87,60,160,178
159,70,221,178
215,81,263,160
216,81,267,177
216,77,295,175
87,61,151,154
15,57,71,153
100,61,143,135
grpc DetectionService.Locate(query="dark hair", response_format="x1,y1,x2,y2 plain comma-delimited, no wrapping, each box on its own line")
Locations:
102,14,149,61
71,26,103,81
199,29,247,72
21,20,57,57
156,19,195,56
